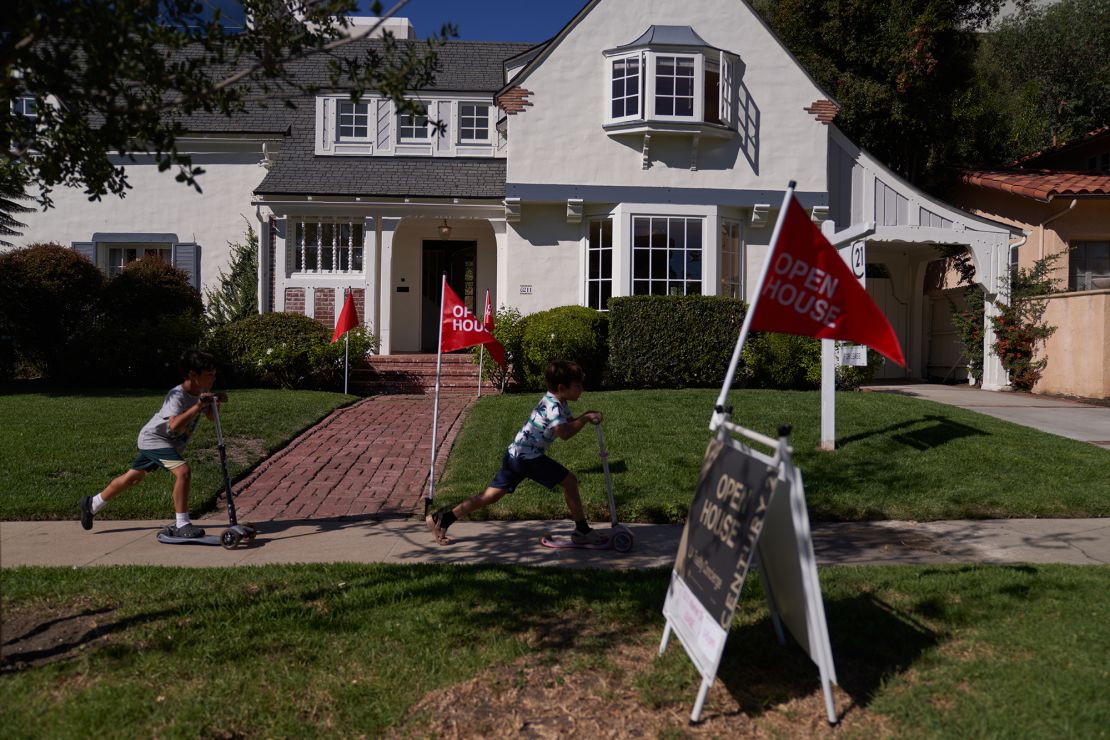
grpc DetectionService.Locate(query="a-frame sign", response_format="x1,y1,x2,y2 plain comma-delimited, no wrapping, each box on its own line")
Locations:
659,421,838,725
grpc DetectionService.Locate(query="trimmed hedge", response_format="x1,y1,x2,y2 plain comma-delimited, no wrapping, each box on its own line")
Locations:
741,333,883,390
519,306,608,390
207,312,376,390
606,295,746,388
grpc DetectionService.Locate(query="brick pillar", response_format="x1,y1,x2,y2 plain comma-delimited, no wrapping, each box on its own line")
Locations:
284,288,305,314
314,287,335,329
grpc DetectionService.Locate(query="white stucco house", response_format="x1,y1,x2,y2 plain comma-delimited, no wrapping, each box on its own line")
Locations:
11,0,1022,390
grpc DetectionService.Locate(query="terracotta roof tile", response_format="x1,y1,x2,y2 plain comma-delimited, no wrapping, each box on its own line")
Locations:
958,169,1110,202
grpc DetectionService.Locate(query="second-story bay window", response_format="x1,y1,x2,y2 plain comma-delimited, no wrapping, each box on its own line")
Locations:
604,26,739,134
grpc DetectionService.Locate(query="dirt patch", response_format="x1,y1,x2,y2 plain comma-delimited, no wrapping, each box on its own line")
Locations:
393,639,891,739
223,436,268,467
1,601,117,672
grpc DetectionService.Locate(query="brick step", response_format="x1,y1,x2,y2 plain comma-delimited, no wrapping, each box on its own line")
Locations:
355,353,501,395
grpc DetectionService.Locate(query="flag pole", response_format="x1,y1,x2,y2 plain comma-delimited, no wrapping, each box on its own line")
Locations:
344,332,350,394
427,273,447,514
477,344,484,397
712,180,797,431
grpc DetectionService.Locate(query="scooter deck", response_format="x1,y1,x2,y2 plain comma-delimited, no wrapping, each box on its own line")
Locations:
540,532,613,550
156,530,222,546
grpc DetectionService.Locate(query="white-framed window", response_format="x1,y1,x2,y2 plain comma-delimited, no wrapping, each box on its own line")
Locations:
653,55,697,119
458,103,490,143
294,219,365,274
11,96,36,119
1069,240,1110,291
720,220,743,299
586,219,614,310
610,56,641,121
337,101,371,141
397,106,430,142
107,246,171,277
632,216,703,296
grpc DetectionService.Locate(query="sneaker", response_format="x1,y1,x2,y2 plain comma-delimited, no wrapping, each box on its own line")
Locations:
172,523,206,539
570,528,610,546
79,495,94,530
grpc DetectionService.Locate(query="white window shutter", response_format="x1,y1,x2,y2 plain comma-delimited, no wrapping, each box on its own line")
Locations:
172,242,200,290
72,241,96,266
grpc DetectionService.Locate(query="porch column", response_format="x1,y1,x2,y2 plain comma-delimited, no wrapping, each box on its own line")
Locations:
979,237,1011,391
704,212,721,296
274,216,288,312
366,215,379,348
492,218,509,309
257,213,270,314
378,216,400,355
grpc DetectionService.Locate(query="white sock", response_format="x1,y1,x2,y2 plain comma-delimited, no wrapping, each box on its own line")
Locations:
175,513,191,528
91,494,107,514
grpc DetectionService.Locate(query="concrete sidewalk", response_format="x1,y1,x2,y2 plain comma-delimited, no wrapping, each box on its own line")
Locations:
863,383,1110,449
3,518,1108,570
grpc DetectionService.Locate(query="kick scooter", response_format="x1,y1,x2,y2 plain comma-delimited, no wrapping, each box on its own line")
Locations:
541,423,635,553
156,395,257,549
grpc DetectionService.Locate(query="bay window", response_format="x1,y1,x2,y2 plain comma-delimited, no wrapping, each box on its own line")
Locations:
294,219,365,274
632,216,702,296
586,219,614,310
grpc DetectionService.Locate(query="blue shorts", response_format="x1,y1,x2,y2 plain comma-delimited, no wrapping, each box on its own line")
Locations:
130,448,187,472
488,451,569,493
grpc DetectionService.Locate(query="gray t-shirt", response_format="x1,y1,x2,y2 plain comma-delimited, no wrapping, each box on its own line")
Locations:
136,385,201,453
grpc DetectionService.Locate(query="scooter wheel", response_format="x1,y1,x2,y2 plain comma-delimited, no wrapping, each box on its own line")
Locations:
612,531,634,553
221,529,242,550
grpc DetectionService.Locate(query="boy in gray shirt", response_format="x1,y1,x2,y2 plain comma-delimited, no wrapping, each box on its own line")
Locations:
80,349,226,538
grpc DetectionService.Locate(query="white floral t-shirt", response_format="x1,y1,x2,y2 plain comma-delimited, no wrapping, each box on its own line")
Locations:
507,391,569,459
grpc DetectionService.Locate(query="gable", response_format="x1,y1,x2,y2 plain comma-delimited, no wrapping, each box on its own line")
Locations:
503,0,833,193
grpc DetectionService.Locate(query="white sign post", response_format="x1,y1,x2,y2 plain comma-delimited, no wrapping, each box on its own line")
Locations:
818,223,874,451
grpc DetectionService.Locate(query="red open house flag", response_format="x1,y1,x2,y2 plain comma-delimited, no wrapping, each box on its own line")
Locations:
750,194,905,366
441,283,505,363
331,290,359,343
481,290,505,367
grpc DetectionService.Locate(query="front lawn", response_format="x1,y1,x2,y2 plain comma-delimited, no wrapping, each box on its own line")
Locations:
0,388,353,521
434,389,1110,522
2,564,1107,737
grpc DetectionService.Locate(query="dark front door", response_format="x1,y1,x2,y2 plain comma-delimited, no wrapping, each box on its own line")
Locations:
422,240,477,351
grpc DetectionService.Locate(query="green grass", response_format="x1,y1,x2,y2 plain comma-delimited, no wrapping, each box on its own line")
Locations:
0,388,353,520
2,564,1107,737
435,389,1110,522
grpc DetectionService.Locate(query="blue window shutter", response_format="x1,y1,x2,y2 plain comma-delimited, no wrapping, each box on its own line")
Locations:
173,242,200,290
72,242,96,265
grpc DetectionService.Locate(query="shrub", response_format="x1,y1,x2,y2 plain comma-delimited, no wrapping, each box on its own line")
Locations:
519,306,608,390
207,312,376,390
606,295,745,388
0,243,104,378
990,252,1062,391
72,256,205,385
740,334,882,390
205,222,258,328
469,304,526,390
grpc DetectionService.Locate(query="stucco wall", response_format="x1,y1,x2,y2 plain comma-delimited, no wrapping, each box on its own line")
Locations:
505,205,586,313
1034,290,1110,399
505,0,829,193
14,148,270,300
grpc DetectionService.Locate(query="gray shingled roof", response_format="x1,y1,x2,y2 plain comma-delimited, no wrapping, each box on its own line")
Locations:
254,104,507,199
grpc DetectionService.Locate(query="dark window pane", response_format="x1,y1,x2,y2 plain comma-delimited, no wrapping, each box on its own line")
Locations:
676,77,693,97
687,250,702,280
651,249,666,276
677,58,694,75
602,220,612,248
658,58,674,76
634,280,649,295
589,250,600,279
589,282,600,310
687,282,702,295
655,97,673,115
658,77,674,96
634,250,649,279
629,98,638,115
652,219,668,249
675,98,694,116
669,250,684,280
601,249,612,280
601,283,612,310
634,218,650,250
651,281,666,295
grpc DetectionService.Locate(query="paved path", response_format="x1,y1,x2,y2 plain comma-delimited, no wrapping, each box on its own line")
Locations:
205,395,472,522
863,383,1110,449
3,518,1107,569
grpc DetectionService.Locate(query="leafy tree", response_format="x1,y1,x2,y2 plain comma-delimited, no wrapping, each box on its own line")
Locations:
206,221,259,327
938,245,986,383
2,0,452,223
752,0,1005,186
975,0,1110,160
0,170,34,248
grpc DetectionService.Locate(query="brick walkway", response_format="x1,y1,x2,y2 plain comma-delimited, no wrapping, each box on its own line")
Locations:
206,395,474,521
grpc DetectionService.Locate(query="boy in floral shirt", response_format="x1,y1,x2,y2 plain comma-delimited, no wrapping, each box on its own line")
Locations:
426,359,605,545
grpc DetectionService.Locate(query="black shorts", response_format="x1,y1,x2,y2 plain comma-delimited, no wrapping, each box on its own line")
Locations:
488,451,569,493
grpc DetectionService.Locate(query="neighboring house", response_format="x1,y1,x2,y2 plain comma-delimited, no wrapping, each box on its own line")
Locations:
13,1,1026,390
948,126,1110,398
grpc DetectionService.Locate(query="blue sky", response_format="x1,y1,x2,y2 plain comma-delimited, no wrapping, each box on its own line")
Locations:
360,0,587,42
